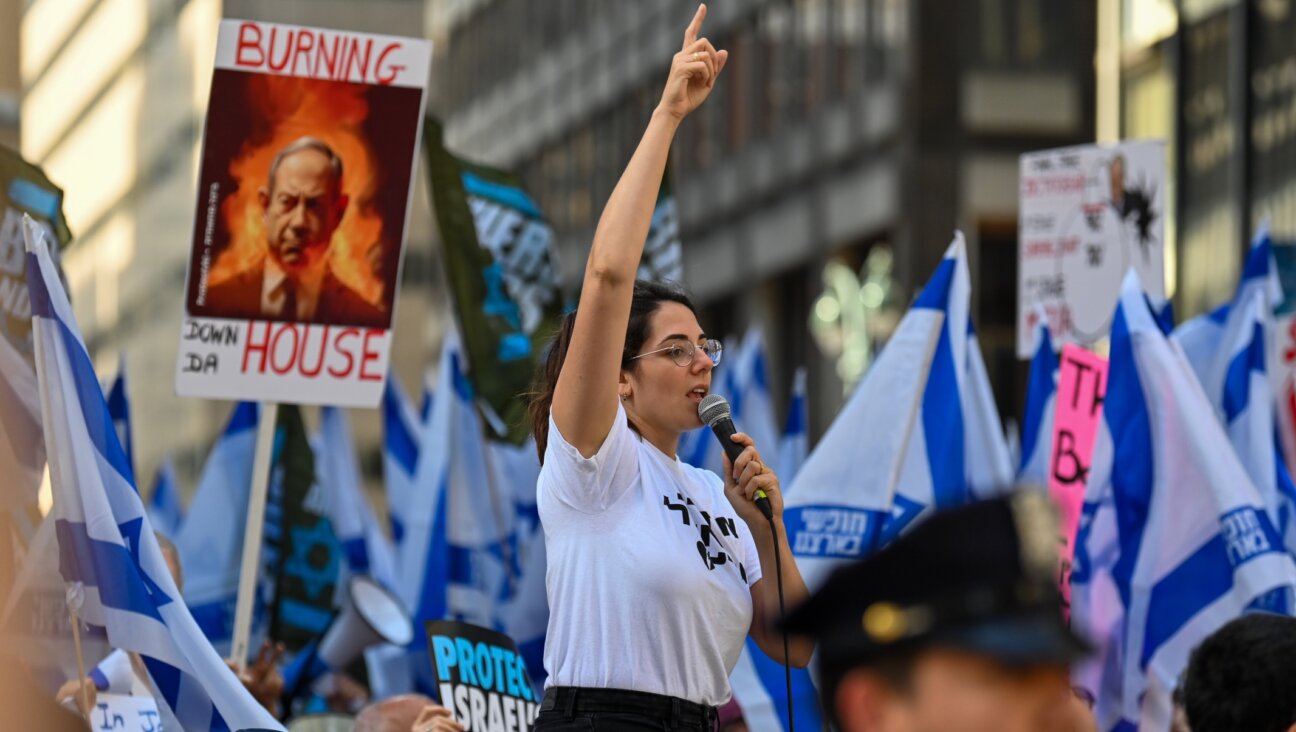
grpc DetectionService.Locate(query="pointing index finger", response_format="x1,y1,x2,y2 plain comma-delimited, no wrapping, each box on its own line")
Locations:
683,4,706,48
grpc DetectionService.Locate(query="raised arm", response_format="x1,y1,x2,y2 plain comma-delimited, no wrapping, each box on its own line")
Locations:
551,4,728,457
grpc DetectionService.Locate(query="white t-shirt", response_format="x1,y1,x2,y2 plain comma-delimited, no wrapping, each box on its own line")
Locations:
538,404,763,706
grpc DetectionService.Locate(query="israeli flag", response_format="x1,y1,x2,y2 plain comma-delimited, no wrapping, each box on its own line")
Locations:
382,372,422,547
105,357,136,483
1018,315,1058,487
396,330,549,692
24,219,284,731
715,336,826,730
784,233,1013,588
731,328,782,462
729,637,824,732
441,346,523,640
316,406,397,589
1,505,111,690
489,436,547,688
1071,271,1296,731
397,335,456,692
0,331,44,507
173,401,261,650
680,328,781,477
420,379,434,425
1174,223,1281,379
1172,227,1296,555
1197,288,1296,556
148,457,184,538
965,322,1015,498
776,367,809,483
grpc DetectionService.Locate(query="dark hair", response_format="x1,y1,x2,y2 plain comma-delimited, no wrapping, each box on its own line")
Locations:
529,280,697,463
268,136,344,194
1183,613,1296,732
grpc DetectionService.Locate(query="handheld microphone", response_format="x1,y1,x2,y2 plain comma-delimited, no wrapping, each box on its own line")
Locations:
698,394,773,519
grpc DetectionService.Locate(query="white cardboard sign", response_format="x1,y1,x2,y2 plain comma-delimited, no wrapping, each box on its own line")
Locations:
90,693,163,731
176,20,431,406
1017,140,1166,357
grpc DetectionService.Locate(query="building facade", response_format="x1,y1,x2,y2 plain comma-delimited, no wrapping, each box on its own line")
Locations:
1119,0,1296,318
0,0,19,148
434,0,1097,436
18,0,449,493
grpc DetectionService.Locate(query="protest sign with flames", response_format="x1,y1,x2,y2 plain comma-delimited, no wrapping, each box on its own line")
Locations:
176,20,430,407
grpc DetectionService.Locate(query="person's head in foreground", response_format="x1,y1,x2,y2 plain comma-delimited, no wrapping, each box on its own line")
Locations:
1182,612,1296,732
353,694,463,732
781,492,1092,732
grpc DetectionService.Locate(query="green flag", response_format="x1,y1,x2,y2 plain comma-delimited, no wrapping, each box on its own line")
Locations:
424,118,563,444
265,404,341,651
0,145,72,363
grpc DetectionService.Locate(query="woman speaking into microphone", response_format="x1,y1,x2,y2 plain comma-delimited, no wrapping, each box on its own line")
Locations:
527,6,812,730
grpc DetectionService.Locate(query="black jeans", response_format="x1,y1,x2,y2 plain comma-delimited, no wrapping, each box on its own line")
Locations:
534,687,719,731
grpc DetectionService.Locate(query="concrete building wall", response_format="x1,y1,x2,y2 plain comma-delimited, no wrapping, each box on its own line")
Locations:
19,0,446,495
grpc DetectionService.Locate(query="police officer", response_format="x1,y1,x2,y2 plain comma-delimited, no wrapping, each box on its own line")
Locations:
780,493,1094,732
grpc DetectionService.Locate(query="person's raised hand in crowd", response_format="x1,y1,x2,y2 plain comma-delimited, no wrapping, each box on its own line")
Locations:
53,676,96,718
355,694,455,732
225,640,285,715
322,671,370,714
410,703,465,732
657,4,728,122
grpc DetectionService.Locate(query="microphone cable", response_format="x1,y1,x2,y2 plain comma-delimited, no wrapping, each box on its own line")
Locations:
696,394,795,729
767,512,794,732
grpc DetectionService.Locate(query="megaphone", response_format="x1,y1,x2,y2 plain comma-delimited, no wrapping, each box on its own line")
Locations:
283,575,413,703
318,575,414,668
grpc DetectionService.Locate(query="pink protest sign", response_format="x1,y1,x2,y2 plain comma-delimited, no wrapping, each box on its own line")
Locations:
1050,344,1107,608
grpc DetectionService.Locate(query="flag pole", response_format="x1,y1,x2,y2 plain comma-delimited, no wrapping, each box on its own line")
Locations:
229,401,279,672
68,602,92,717
27,222,92,714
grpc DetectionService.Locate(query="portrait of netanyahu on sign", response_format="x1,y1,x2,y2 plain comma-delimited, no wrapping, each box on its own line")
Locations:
197,136,387,329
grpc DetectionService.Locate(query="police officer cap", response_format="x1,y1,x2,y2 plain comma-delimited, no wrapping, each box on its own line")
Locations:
780,492,1090,667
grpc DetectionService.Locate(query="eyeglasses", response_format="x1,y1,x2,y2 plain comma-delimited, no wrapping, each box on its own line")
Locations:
631,338,723,367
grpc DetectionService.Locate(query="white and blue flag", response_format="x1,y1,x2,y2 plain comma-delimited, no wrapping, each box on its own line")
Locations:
24,218,284,731
777,367,809,483
105,356,136,483
316,406,397,590
420,379,434,425
1174,223,1281,378
148,457,184,538
1172,226,1296,556
397,330,549,693
1071,271,1296,731
730,328,782,463
729,634,824,732
382,372,422,548
680,328,780,478
397,335,456,693
0,327,44,507
783,233,1014,588
965,321,1015,498
173,401,261,651
489,435,547,689
434,335,506,631
1018,315,1058,487
715,337,825,730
